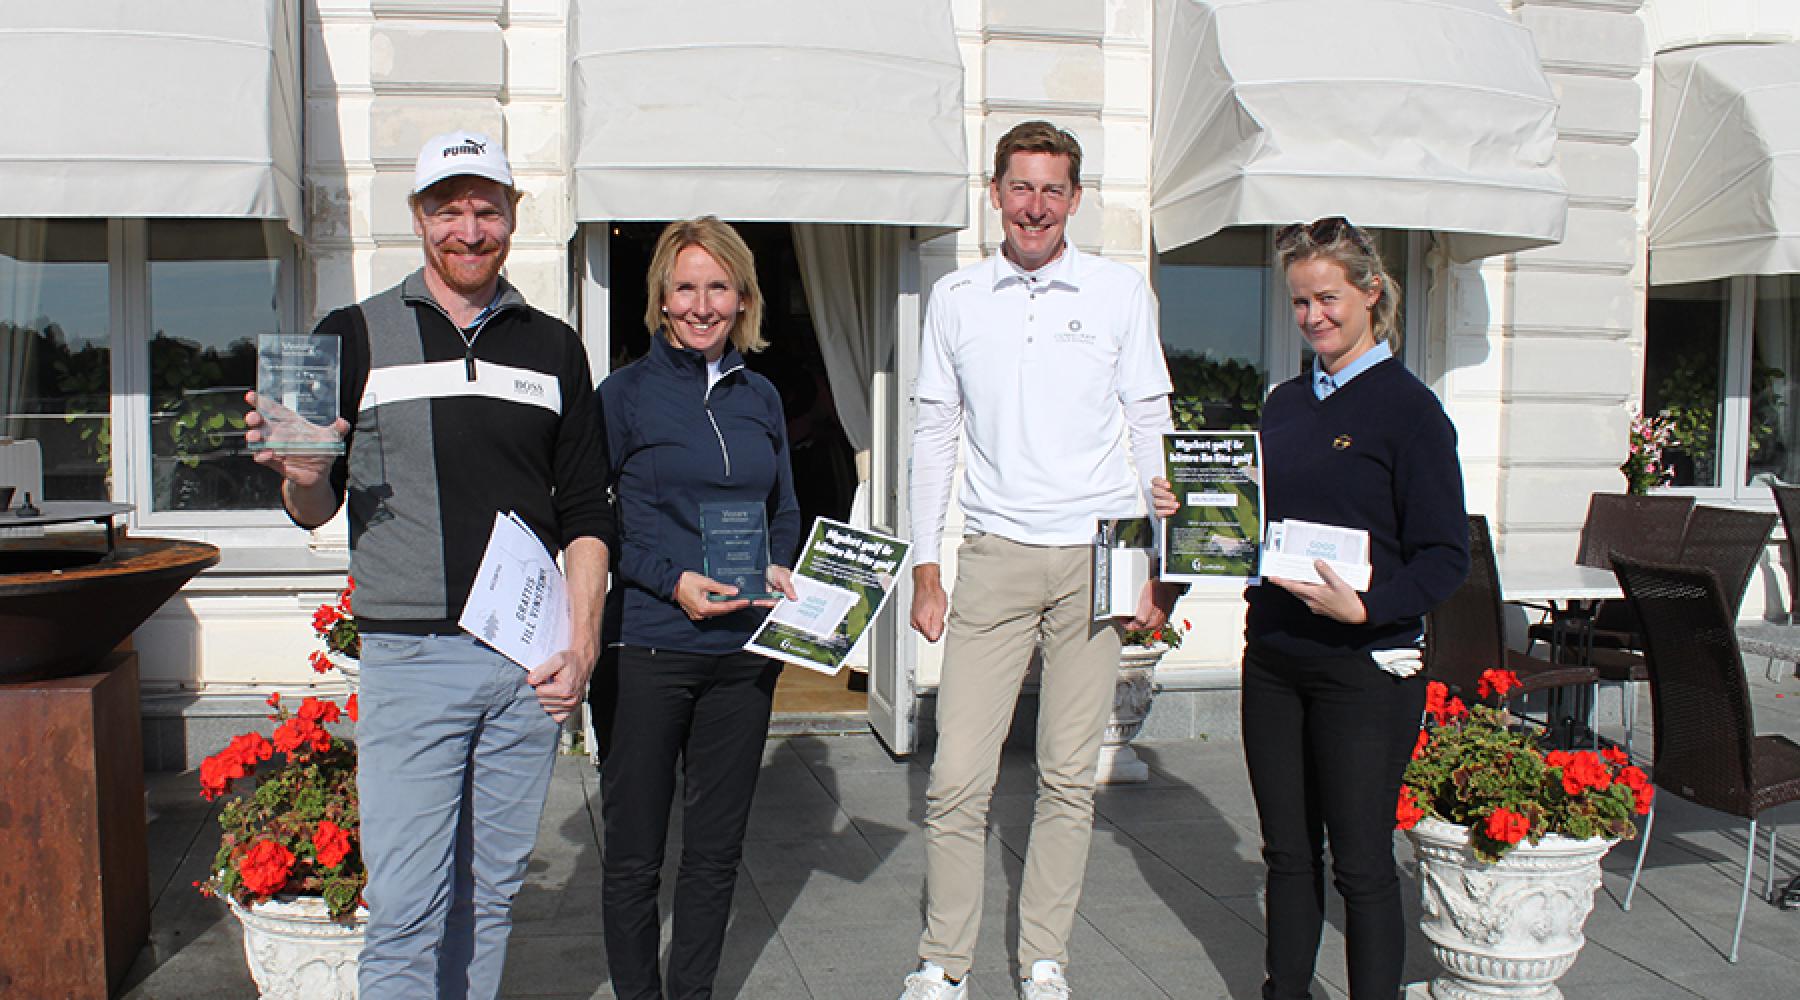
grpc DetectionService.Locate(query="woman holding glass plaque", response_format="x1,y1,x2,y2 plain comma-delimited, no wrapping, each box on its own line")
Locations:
592,216,800,1000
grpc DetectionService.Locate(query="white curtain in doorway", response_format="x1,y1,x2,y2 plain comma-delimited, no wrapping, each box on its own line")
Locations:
791,224,902,456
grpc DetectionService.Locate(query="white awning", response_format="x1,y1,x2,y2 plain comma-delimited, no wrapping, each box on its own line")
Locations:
1152,0,1567,261
1648,43,1800,286
0,1,302,231
570,0,967,229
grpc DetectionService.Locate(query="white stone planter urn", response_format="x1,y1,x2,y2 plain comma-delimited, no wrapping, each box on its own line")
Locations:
325,650,360,692
1097,642,1166,784
1405,816,1616,1000
228,894,367,1000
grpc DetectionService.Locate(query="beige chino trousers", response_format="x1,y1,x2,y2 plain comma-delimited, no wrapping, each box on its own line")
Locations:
918,533,1123,979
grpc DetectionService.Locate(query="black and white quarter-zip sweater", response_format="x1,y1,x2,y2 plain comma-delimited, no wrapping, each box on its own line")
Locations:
309,270,615,634
598,334,801,655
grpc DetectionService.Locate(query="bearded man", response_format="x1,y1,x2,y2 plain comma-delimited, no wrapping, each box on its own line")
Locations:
247,132,613,1000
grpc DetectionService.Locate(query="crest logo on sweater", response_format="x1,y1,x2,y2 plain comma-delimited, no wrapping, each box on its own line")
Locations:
1333,434,1353,450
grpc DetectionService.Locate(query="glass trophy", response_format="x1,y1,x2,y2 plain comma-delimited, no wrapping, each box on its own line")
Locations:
253,333,345,454
700,501,779,601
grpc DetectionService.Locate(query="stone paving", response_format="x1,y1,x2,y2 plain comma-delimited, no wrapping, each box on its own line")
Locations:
124,666,1800,999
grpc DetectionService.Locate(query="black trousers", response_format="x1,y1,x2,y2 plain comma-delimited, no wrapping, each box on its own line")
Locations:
1241,646,1427,1000
594,645,782,1000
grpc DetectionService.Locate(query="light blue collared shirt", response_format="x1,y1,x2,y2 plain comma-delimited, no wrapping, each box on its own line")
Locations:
1313,341,1393,399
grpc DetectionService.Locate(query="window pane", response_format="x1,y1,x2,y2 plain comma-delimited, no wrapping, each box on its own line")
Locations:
1748,274,1800,488
1644,280,1729,488
0,220,111,501
1158,228,1266,430
146,221,288,512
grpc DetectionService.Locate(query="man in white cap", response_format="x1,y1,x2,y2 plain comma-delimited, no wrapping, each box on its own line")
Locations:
247,132,614,999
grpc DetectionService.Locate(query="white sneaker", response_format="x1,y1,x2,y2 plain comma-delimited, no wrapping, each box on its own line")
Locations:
1019,960,1070,1000
900,962,969,1000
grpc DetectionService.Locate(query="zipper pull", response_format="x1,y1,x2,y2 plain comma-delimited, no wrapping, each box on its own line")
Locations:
465,347,477,382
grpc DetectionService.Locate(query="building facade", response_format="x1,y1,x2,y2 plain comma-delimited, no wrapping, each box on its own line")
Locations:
3,0,1796,761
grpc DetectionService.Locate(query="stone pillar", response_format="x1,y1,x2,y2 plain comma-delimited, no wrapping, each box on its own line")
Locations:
305,0,571,323
1488,1,1647,563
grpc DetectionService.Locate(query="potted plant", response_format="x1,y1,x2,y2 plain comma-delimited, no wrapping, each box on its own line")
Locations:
310,575,360,689
198,692,366,1000
1620,408,1678,495
1098,618,1189,783
1397,670,1653,1000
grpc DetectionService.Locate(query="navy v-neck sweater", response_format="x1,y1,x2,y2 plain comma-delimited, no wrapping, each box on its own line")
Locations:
1245,358,1470,657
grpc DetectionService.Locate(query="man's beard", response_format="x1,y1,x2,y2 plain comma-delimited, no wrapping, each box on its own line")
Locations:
430,241,507,295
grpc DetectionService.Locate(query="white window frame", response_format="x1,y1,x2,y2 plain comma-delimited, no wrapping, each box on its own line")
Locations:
1653,274,1777,508
102,218,304,540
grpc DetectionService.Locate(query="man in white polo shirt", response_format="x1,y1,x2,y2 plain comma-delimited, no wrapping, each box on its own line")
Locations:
899,121,1181,1000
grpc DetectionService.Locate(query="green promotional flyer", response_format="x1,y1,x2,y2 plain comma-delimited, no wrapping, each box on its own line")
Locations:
1161,431,1263,585
744,518,911,675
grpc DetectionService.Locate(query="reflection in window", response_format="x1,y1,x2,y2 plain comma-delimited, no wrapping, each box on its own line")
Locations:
1157,228,1266,430
146,221,287,513
0,220,111,501
1643,281,1729,488
1748,275,1799,487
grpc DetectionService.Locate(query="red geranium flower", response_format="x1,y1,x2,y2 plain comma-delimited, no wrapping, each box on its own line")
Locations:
308,650,332,674
1619,765,1656,814
297,696,341,725
1396,786,1425,830
1411,729,1430,760
1555,751,1613,796
346,693,359,723
1601,746,1629,767
1484,807,1530,845
237,839,296,897
1476,669,1521,700
313,820,353,870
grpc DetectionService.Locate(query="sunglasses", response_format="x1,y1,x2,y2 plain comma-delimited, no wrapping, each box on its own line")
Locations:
1275,216,1375,253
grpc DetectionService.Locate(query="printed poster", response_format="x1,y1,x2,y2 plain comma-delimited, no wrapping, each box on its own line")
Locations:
745,518,911,676
1161,430,1263,585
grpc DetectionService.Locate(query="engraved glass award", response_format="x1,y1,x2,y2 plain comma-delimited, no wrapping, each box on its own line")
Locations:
700,501,778,602
253,333,345,454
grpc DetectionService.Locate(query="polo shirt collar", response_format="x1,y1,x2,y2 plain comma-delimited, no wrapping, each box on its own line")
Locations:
990,240,1082,292
1313,340,1393,398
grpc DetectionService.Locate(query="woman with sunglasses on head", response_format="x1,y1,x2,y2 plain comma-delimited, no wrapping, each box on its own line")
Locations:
1157,217,1467,998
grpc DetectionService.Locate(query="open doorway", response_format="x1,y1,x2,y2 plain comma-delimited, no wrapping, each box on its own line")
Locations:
607,222,867,719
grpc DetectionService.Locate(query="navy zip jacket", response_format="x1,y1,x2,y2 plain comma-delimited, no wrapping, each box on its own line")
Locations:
598,334,801,655
1245,358,1469,657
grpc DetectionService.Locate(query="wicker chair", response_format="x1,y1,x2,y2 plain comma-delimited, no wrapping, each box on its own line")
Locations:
1424,515,1597,721
1526,494,1696,656
1589,506,1776,756
1611,556,1800,962
1770,482,1800,624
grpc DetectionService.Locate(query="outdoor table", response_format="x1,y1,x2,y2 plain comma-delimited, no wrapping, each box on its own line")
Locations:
1737,622,1800,681
1496,559,1623,604
1496,557,1623,747
1,501,134,559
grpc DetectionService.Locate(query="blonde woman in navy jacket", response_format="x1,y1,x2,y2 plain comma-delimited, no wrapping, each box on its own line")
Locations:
593,217,800,1000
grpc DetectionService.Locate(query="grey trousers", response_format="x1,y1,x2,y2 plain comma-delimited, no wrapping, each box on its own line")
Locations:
918,534,1123,979
355,633,561,1000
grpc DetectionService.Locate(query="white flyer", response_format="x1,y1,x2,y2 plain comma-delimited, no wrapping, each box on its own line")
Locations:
765,574,859,639
459,511,570,670
1260,518,1373,591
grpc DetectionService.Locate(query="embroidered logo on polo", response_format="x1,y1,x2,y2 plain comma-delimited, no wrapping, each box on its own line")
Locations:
1333,434,1353,450
1055,318,1096,345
